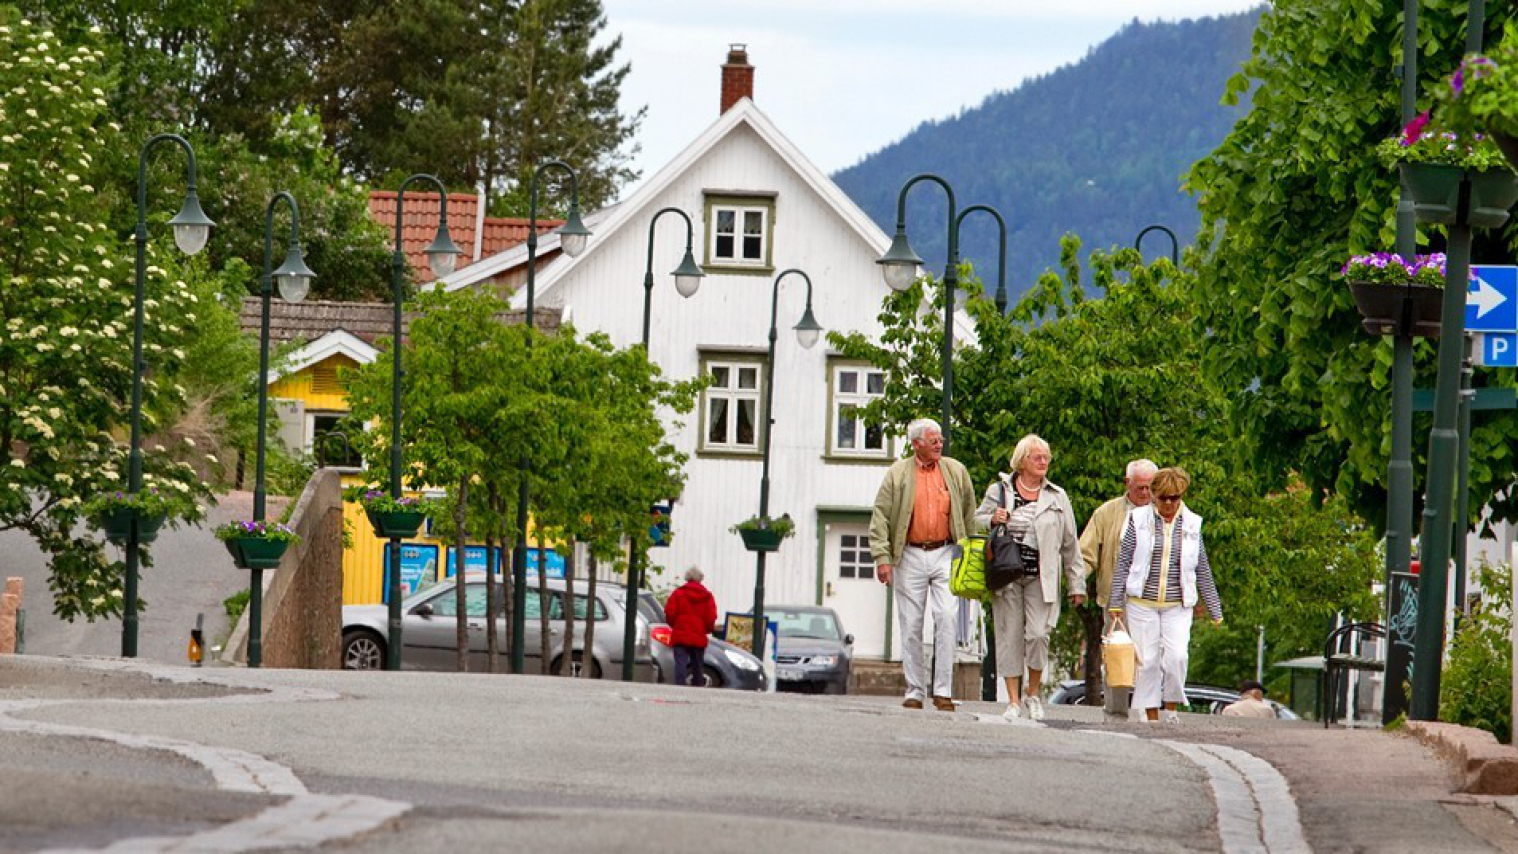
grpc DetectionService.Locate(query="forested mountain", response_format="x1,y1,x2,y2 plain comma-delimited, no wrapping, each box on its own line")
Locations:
834,10,1261,299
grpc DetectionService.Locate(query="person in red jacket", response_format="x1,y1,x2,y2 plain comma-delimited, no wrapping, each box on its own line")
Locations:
663,567,718,686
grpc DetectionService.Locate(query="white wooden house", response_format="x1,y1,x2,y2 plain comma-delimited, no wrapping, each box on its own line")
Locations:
440,47,951,661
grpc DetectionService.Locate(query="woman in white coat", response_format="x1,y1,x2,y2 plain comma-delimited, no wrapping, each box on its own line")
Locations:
974,434,1085,722
1107,467,1223,723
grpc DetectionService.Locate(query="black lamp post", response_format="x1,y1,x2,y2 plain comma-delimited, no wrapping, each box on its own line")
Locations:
750,268,822,668
956,205,1009,312
384,175,462,671
123,133,214,657
622,206,704,681
1134,224,1180,267
511,159,591,675
249,191,315,668
875,176,1007,453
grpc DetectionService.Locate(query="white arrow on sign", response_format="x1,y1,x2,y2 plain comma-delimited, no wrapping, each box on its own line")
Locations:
1470,276,1509,319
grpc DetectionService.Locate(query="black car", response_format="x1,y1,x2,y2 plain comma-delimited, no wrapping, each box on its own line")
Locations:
1048,679,1299,719
770,605,852,695
638,592,767,690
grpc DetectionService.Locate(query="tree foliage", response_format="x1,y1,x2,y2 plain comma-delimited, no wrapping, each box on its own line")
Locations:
0,14,217,620
1184,1,1518,528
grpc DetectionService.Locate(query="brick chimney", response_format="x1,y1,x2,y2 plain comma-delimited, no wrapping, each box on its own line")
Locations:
720,44,753,114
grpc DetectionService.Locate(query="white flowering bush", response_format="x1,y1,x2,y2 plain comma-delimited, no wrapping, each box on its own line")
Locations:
0,14,213,620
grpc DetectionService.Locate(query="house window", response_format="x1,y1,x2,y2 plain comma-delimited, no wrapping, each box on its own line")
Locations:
702,357,763,453
829,364,888,458
837,533,875,580
703,193,775,270
308,413,363,468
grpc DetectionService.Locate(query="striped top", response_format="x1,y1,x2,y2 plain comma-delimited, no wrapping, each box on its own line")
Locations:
1108,509,1222,621
1004,490,1041,571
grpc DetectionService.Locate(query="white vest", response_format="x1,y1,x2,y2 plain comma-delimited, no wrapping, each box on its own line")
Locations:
1125,504,1203,608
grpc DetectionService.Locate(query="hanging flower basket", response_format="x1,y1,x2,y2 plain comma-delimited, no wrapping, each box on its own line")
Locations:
98,507,166,546
223,536,290,570
1347,283,1444,337
731,514,794,553
213,520,300,571
366,507,426,539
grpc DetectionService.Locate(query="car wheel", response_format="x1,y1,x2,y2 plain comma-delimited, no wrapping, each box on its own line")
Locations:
701,665,725,688
342,630,385,670
551,652,603,679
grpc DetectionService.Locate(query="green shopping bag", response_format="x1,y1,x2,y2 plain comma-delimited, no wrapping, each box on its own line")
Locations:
949,534,990,600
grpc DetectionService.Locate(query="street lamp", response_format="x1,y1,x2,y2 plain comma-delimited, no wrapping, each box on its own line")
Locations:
622,206,704,681
957,205,1009,313
512,159,590,674
876,175,1006,452
123,133,214,657
249,191,314,668
385,175,462,670
1134,224,1179,267
750,268,822,669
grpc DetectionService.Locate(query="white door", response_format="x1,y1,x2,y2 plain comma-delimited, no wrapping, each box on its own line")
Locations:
821,523,889,659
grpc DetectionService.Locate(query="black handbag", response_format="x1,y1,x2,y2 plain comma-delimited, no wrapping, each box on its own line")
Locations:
984,482,1027,590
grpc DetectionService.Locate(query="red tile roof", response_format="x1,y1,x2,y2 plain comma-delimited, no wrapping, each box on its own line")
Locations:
367,191,563,282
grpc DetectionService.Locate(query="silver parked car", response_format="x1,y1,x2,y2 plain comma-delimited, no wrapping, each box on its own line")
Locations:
341,574,657,679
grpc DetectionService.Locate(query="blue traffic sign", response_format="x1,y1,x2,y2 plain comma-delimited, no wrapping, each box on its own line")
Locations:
1468,265,1518,332
1484,332,1518,367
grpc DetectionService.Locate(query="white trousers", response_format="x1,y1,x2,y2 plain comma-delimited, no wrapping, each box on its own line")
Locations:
895,545,956,700
1126,603,1192,710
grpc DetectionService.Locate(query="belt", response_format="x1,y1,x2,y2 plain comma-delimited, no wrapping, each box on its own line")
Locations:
907,539,953,550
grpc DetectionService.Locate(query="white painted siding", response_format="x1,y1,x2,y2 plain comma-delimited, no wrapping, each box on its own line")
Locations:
535,123,897,649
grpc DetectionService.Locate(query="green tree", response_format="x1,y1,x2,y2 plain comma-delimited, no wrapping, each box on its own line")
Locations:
1184,1,1518,526
0,14,215,620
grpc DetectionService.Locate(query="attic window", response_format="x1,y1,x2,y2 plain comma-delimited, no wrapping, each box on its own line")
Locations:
704,193,775,271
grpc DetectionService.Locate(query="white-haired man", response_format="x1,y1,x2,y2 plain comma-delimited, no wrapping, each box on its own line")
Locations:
1078,458,1156,718
868,418,977,711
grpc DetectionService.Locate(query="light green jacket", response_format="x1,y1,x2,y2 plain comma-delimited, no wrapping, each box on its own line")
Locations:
868,456,977,568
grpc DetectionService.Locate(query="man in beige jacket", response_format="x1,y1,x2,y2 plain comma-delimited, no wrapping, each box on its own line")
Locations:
868,418,977,711
1078,458,1156,719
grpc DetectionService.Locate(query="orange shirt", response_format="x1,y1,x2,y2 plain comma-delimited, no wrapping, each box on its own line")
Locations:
906,462,951,543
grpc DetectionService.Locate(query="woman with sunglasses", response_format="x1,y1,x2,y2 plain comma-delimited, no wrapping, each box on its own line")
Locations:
1107,466,1222,723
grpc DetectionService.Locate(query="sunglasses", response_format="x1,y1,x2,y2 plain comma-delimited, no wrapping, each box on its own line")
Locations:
1155,494,1184,502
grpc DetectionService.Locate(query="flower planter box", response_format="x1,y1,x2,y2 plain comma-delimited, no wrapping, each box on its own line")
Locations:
738,527,783,552
1348,282,1444,337
1400,163,1518,228
224,536,290,571
99,508,166,546
366,508,426,539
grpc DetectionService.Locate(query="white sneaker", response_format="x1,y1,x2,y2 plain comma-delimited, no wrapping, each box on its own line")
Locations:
1025,696,1046,721
1002,704,1025,722
1161,710,1180,724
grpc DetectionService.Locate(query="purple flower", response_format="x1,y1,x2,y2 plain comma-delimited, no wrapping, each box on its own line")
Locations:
1452,56,1496,96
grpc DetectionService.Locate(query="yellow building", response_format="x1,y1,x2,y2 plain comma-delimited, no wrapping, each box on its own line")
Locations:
239,295,562,605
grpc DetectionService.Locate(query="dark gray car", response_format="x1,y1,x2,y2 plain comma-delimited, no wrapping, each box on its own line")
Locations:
771,605,852,695
638,592,767,690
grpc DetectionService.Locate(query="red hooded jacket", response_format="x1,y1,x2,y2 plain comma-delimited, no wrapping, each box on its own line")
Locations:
664,581,717,648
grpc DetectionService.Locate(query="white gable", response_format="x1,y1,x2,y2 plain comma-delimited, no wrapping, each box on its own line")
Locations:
268,330,377,383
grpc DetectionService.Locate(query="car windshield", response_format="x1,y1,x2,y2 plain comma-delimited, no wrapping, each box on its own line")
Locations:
774,610,839,640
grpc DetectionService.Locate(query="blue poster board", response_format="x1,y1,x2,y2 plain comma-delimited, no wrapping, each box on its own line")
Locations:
381,543,440,604
443,545,499,578
441,545,565,579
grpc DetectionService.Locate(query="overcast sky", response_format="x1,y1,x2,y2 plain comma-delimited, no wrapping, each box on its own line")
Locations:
602,0,1264,191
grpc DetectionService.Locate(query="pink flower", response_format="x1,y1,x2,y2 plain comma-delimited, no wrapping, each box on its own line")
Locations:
1402,111,1432,147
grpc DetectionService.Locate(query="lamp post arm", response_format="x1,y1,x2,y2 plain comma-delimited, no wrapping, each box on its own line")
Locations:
254,192,300,524
642,207,695,350
956,204,1008,312
893,173,959,451
526,159,581,322
1134,224,1180,268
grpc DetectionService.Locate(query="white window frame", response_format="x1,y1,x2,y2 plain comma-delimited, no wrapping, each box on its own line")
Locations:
829,364,889,458
701,358,764,453
305,411,364,470
709,204,769,266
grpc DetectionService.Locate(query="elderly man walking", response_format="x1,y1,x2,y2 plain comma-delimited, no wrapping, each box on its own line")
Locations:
1079,458,1156,719
869,418,977,711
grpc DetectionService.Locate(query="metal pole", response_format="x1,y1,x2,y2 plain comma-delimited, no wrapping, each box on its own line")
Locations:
513,159,579,674
125,133,198,658
1453,339,1475,619
622,207,696,681
387,174,450,671
1382,0,1420,726
1133,224,1180,267
1410,179,1473,721
1256,625,1266,683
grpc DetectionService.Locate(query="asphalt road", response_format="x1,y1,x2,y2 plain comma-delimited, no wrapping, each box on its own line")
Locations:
1,655,1514,853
